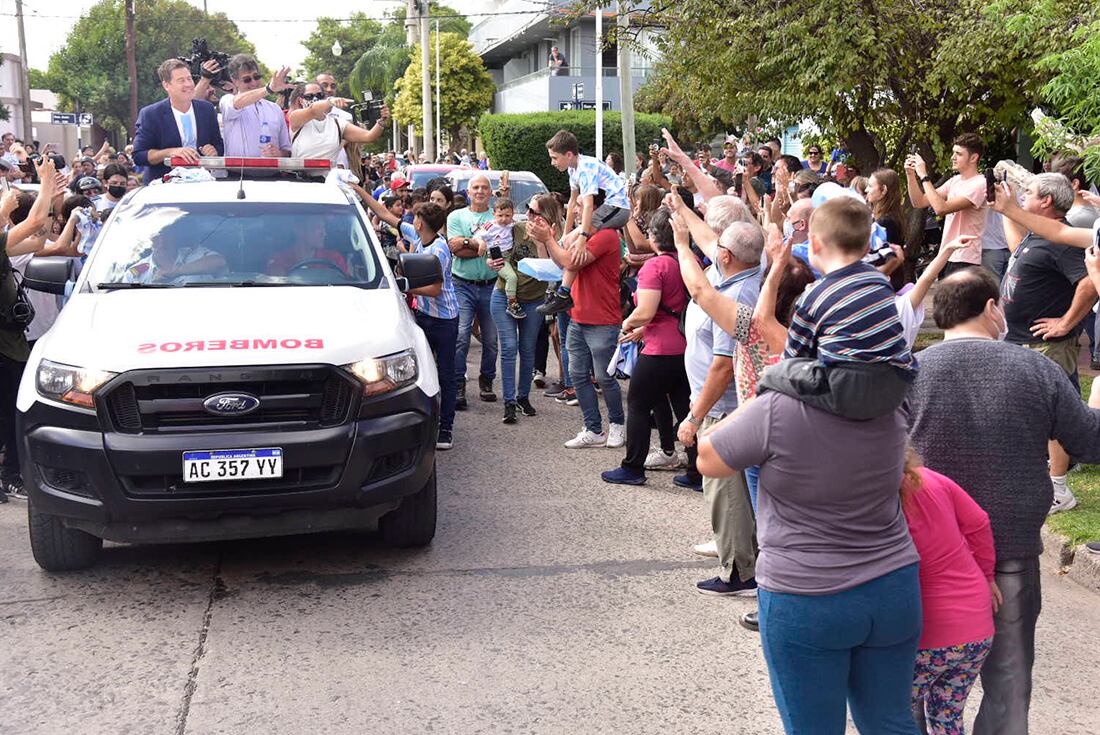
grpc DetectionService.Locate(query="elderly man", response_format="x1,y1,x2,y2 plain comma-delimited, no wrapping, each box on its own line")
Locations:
133,59,223,180
908,268,1100,735
996,173,1097,514
447,173,499,408
219,54,292,157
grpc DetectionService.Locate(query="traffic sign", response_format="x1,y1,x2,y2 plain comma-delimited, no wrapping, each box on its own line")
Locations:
49,112,93,126
559,100,611,111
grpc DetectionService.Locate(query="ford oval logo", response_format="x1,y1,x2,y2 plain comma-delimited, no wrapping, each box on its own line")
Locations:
203,392,261,416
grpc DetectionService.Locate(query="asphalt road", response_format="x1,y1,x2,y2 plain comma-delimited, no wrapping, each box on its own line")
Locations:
2,347,1099,734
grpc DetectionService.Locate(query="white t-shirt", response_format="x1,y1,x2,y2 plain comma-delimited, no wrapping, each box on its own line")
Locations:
291,115,346,162
170,104,198,150
11,250,62,342
893,284,924,351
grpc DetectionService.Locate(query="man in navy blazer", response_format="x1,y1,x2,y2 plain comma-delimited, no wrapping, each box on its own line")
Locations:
133,58,224,181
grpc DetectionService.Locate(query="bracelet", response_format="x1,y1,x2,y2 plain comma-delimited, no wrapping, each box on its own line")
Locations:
686,412,703,427
264,83,273,95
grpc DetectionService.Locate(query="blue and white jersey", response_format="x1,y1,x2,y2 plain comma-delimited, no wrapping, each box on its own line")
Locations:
399,221,458,320
568,154,631,210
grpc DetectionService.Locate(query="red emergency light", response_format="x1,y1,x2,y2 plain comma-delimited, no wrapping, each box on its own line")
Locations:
168,156,332,170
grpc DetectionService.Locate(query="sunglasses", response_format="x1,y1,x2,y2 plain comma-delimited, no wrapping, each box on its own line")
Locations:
302,93,325,103
808,150,822,155
525,204,545,219
238,74,263,84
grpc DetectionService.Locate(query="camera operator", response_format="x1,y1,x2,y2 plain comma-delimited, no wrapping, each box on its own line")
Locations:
133,58,224,181
314,72,357,168
218,54,292,158
288,82,388,164
193,60,234,105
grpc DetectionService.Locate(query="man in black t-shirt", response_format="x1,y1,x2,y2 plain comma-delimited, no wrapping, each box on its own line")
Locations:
1001,172,1098,515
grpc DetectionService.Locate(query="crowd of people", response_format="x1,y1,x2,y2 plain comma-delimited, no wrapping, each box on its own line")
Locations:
1,50,1099,734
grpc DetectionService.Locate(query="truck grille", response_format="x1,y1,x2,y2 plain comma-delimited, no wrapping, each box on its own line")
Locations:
119,465,342,498
101,365,357,434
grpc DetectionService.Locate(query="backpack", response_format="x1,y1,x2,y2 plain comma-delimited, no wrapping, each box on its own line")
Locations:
657,252,690,335
0,269,35,332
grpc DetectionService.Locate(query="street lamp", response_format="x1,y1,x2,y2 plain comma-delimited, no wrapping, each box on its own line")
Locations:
331,40,343,57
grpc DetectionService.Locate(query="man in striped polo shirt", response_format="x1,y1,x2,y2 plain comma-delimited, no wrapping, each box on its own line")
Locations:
759,196,916,419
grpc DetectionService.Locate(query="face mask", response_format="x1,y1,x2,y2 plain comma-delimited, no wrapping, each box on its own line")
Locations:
108,185,126,199
992,304,1008,341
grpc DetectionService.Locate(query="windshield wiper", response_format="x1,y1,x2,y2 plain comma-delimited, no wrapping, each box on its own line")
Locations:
96,282,174,290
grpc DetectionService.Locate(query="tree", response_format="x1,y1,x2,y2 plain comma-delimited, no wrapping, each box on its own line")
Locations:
301,12,385,93
346,3,471,105
616,0,1093,174
393,32,495,148
28,68,50,90
44,0,256,137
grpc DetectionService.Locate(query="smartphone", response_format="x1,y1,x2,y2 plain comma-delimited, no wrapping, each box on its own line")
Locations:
488,245,503,260
910,144,919,155
984,168,996,203
734,172,744,196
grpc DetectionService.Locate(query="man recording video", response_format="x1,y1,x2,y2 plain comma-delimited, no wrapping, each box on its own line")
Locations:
132,58,224,180
219,54,292,157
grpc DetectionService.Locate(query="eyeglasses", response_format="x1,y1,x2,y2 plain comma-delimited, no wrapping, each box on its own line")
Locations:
302,93,325,103
238,74,262,84
807,150,822,155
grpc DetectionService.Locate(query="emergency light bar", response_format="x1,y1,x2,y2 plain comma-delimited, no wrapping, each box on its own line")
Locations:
168,156,332,170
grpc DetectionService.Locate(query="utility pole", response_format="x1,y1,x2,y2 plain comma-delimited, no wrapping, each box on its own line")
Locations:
420,3,434,163
125,0,138,139
594,5,603,160
14,0,32,141
405,0,418,156
616,2,636,176
435,19,441,158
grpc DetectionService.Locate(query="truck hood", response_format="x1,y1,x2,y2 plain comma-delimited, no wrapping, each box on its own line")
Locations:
41,286,417,372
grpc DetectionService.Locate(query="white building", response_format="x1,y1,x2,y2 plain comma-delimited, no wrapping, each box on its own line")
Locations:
469,1,659,114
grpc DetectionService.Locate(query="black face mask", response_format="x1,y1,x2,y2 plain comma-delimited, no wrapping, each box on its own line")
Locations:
108,185,127,199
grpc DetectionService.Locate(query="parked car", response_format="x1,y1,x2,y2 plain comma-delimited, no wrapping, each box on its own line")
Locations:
402,164,460,191
445,170,549,219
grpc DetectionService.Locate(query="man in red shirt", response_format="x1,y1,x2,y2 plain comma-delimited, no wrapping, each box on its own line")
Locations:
542,227,625,448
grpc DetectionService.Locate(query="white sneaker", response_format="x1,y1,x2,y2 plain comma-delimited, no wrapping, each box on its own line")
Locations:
1049,487,1078,514
692,539,718,557
645,446,685,470
606,423,626,448
564,429,606,448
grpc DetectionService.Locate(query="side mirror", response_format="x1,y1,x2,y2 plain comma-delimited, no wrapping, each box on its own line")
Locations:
23,257,74,295
396,252,442,292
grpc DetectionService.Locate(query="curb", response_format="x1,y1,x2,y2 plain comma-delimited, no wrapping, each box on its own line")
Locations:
1042,525,1100,594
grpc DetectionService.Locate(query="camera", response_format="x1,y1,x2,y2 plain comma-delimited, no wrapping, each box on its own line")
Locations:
179,38,230,87
350,90,386,127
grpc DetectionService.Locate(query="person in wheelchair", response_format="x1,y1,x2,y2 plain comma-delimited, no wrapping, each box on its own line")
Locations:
265,217,349,277
124,227,227,284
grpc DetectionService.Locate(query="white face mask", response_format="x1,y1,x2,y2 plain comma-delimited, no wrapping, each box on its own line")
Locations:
992,303,1008,341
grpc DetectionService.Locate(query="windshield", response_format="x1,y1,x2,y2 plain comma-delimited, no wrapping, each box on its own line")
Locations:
451,176,547,213
408,169,451,189
87,202,385,289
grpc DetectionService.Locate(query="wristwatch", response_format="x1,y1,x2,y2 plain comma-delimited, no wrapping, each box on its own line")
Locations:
463,238,471,249
686,411,703,427
264,83,273,95
581,231,593,239
919,175,932,185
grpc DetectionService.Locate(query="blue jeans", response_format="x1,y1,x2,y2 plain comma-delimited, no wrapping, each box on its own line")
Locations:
566,322,624,434
454,278,498,383
746,465,759,512
557,311,572,388
415,311,459,432
759,562,922,735
489,289,541,402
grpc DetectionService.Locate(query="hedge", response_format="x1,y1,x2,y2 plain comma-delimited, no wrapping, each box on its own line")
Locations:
478,111,674,192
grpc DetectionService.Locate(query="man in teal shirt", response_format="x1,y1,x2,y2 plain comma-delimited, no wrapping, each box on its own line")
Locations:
447,174,499,408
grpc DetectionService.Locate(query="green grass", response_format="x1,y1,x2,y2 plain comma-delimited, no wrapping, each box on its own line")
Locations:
1049,373,1100,545
912,331,943,353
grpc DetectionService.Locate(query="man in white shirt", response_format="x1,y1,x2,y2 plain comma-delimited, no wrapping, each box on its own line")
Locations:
220,54,292,157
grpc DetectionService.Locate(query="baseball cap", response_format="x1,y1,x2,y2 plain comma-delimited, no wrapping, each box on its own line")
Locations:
389,178,409,192
77,176,101,191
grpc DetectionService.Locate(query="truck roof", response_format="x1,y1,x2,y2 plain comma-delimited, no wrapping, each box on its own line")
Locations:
129,179,354,207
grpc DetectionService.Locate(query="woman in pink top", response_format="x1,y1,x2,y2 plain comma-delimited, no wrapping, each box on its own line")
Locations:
901,452,1002,735
601,207,691,486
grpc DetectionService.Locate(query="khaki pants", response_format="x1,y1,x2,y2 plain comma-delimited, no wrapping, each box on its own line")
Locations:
702,414,757,582
1023,337,1079,380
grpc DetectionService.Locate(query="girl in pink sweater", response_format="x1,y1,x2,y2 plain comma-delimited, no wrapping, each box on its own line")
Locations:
901,453,1002,735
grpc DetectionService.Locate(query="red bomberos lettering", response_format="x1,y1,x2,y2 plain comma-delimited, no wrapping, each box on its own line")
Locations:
137,339,325,353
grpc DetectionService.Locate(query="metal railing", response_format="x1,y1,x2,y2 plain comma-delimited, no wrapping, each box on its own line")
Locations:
499,66,653,91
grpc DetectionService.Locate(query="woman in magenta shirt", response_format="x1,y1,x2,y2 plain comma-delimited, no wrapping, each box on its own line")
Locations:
601,207,690,486
902,455,1001,734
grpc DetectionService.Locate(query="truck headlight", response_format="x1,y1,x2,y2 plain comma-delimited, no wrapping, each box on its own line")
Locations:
36,360,117,409
342,350,418,396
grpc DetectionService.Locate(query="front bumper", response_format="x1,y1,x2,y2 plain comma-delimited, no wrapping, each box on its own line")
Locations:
17,385,438,544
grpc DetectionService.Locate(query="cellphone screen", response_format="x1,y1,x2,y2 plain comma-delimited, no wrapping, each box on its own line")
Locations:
984,169,996,203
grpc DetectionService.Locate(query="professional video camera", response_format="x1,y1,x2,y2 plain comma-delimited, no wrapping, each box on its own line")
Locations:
348,90,386,127
179,38,231,86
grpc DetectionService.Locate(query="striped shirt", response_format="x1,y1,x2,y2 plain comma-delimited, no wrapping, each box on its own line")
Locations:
784,261,915,374
400,222,458,320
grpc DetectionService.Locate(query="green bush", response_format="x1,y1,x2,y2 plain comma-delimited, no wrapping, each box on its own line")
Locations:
478,111,673,192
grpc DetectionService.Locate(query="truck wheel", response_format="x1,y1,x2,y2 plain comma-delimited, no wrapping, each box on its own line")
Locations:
380,465,437,547
28,498,103,571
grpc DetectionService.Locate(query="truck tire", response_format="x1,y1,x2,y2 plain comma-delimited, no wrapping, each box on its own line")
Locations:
380,465,437,547
28,498,103,571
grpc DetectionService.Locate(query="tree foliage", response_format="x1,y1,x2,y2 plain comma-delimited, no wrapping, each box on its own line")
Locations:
618,0,1092,174
305,4,470,99
393,32,494,147
43,0,256,136
480,111,672,192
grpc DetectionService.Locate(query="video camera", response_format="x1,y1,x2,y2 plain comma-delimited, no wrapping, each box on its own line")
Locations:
179,38,231,87
349,90,386,127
